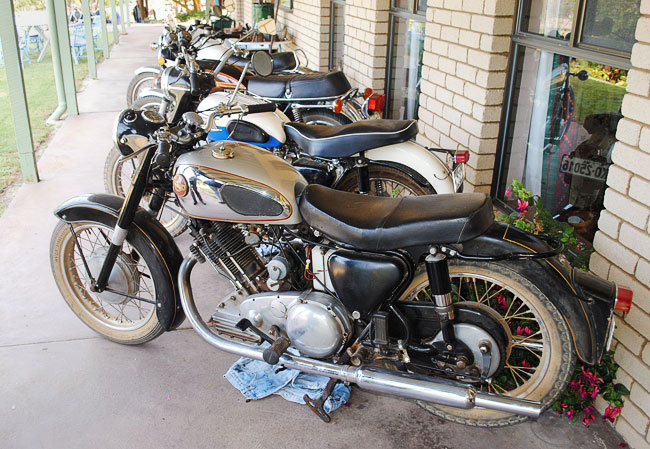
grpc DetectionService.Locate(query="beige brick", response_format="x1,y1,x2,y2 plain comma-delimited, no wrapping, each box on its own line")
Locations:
479,35,510,53
616,418,650,449
642,0,650,14
458,30,481,48
636,259,650,290
615,345,650,393
426,96,444,115
620,222,650,256
462,0,484,14
439,134,459,149
456,63,478,83
639,127,650,154
447,43,468,63
622,94,650,124
451,11,471,29
439,57,457,74
443,105,462,126
464,165,494,185
637,16,650,45
594,232,639,274
617,119,642,147
475,69,507,89
436,86,454,106
624,305,650,340
617,366,635,391
433,116,452,135
483,0,516,16
589,251,612,278
620,400,650,436
628,69,650,97
606,165,632,194
441,26,460,43
468,135,498,154
472,104,501,122
631,384,650,419
615,319,644,354
443,0,463,10
630,176,650,205
430,39,449,58
604,189,649,229
453,94,473,114
434,9,452,25
446,76,465,95
450,125,470,146
425,22,442,39
644,345,650,366
466,49,508,71
598,210,622,239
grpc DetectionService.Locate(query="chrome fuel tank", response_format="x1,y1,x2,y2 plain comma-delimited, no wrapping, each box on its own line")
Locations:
173,141,307,224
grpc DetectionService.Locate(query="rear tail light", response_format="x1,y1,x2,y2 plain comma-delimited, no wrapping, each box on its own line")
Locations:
364,87,373,99
615,285,633,313
333,98,344,114
367,93,385,113
454,150,470,164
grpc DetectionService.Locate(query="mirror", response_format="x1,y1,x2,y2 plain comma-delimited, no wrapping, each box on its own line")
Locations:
222,0,236,13
251,51,273,77
576,70,589,81
212,5,223,17
257,18,277,36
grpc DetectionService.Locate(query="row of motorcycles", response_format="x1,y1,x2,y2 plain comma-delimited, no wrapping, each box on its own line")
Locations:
50,14,633,427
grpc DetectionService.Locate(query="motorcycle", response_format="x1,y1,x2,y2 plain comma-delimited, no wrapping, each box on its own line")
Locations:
50,105,633,426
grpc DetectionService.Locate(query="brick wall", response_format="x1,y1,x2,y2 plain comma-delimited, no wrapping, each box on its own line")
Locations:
342,0,390,92
589,5,650,447
416,0,514,193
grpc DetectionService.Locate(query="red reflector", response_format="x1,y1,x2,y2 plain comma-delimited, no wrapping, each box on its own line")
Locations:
367,93,385,112
364,87,373,99
333,99,344,114
153,76,160,88
615,285,633,313
454,150,470,164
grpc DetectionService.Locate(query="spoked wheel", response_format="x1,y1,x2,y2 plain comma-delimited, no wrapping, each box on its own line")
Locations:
301,109,351,126
103,146,188,237
401,260,576,427
337,165,434,197
127,72,158,106
50,221,168,344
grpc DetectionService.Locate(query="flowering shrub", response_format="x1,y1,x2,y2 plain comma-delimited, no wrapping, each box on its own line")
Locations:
500,180,630,425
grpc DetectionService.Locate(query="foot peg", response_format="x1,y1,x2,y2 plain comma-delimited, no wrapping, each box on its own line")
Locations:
235,318,274,344
263,335,290,365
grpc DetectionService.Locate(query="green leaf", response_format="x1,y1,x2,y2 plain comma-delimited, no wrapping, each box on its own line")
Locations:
615,384,631,396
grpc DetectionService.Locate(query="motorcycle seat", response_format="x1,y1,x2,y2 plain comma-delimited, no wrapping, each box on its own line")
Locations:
248,70,351,99
284,120,417,158
298,184,494,252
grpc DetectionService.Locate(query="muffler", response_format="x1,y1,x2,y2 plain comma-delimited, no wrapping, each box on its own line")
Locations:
179,255,542,418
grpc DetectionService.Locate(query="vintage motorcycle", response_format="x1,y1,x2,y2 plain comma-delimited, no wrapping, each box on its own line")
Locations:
50,105,633,426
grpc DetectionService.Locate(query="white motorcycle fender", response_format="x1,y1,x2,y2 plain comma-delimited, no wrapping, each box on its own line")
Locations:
134,66,162,76
365,141,456,194
197,92,290,144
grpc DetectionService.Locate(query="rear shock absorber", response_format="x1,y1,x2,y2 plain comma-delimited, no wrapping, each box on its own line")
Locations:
291,106,303,122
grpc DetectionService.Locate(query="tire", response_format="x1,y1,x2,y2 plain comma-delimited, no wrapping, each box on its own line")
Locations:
126,72,158,106
50,220,172,344
401,260,576,427
301,109,351,126
103,146,188,237
336,165,435,197
132,95,168,113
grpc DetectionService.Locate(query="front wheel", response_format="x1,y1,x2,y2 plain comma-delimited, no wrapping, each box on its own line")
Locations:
126,72,158,106
301,109,351,126
401,260,576,427
50,220,172,344
336,165,435,197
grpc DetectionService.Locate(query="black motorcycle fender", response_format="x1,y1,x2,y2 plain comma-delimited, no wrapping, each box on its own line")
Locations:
54,193,186,331
456,222,614,365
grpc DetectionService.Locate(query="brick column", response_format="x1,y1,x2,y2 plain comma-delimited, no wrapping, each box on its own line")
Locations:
276,0,330,71
588,5,650,448
416,0,514,193
342,0,390,92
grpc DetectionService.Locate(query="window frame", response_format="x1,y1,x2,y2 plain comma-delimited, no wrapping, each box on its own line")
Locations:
328,0,345,71
278,0,293,12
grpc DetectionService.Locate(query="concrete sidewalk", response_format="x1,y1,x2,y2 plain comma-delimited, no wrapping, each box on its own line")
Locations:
0,24,628,449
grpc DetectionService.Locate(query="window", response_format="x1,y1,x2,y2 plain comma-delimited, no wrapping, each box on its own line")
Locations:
385,5,425,119
493,0,638,245
279,0,292,11
329,0,345,71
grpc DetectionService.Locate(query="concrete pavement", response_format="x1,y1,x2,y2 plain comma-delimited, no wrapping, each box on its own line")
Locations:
0,24,629,449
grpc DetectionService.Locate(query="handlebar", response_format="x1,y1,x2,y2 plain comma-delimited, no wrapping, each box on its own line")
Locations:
189,71,199,96
246,103,277,114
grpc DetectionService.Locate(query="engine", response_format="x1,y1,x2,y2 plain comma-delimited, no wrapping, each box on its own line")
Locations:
239,291,352,358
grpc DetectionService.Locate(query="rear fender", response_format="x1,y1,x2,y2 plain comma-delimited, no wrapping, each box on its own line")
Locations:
365,141,456,194
457,222,615,365
54,193,186,331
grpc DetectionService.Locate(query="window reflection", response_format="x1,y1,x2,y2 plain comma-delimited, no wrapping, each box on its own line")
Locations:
500,46,626,242
520,0,576,39
580,0,641,53
388,18,424,120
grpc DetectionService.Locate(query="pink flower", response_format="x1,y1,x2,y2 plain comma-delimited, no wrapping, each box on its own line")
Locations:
570,379,582,390
582,413,595,426
566,409,574,420
591,387,600,398
560,402,568,409
497,294,508,311
584,406,595,414
505,187,511,197
517,199,529,212
522,359,531,368
604,405,622,423
516,326,532,337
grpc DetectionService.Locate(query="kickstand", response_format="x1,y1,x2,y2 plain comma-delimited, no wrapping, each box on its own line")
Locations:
304,377,338,423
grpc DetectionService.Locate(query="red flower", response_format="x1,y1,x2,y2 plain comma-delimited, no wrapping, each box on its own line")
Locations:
604,405,622,423
497,294,508,311
566,409,574,420
517,199,529,212
516,326,532,337
522,359,531,368
505,187,511,197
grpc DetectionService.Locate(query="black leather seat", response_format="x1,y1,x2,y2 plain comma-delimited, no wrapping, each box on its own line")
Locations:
284,120,417,158
299,185,494,252
270,52,298,72
248,71,351,99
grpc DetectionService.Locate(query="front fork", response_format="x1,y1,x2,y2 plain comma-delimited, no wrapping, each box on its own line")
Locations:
425,252,473,366
93,145,158,292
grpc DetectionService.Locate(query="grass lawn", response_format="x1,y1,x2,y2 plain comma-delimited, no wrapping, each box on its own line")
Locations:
0,30,115,203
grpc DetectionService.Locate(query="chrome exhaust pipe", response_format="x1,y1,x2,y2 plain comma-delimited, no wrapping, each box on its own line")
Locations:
179,255,542,418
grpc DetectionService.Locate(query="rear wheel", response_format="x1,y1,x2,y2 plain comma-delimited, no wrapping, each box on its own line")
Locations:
302,109,351,126
50,220,170,344
336,165,434,197
401,261,576,427
103,146,188,237
127,72,158,106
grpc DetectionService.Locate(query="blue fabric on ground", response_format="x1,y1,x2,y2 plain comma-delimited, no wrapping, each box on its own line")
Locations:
225,357,351,413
